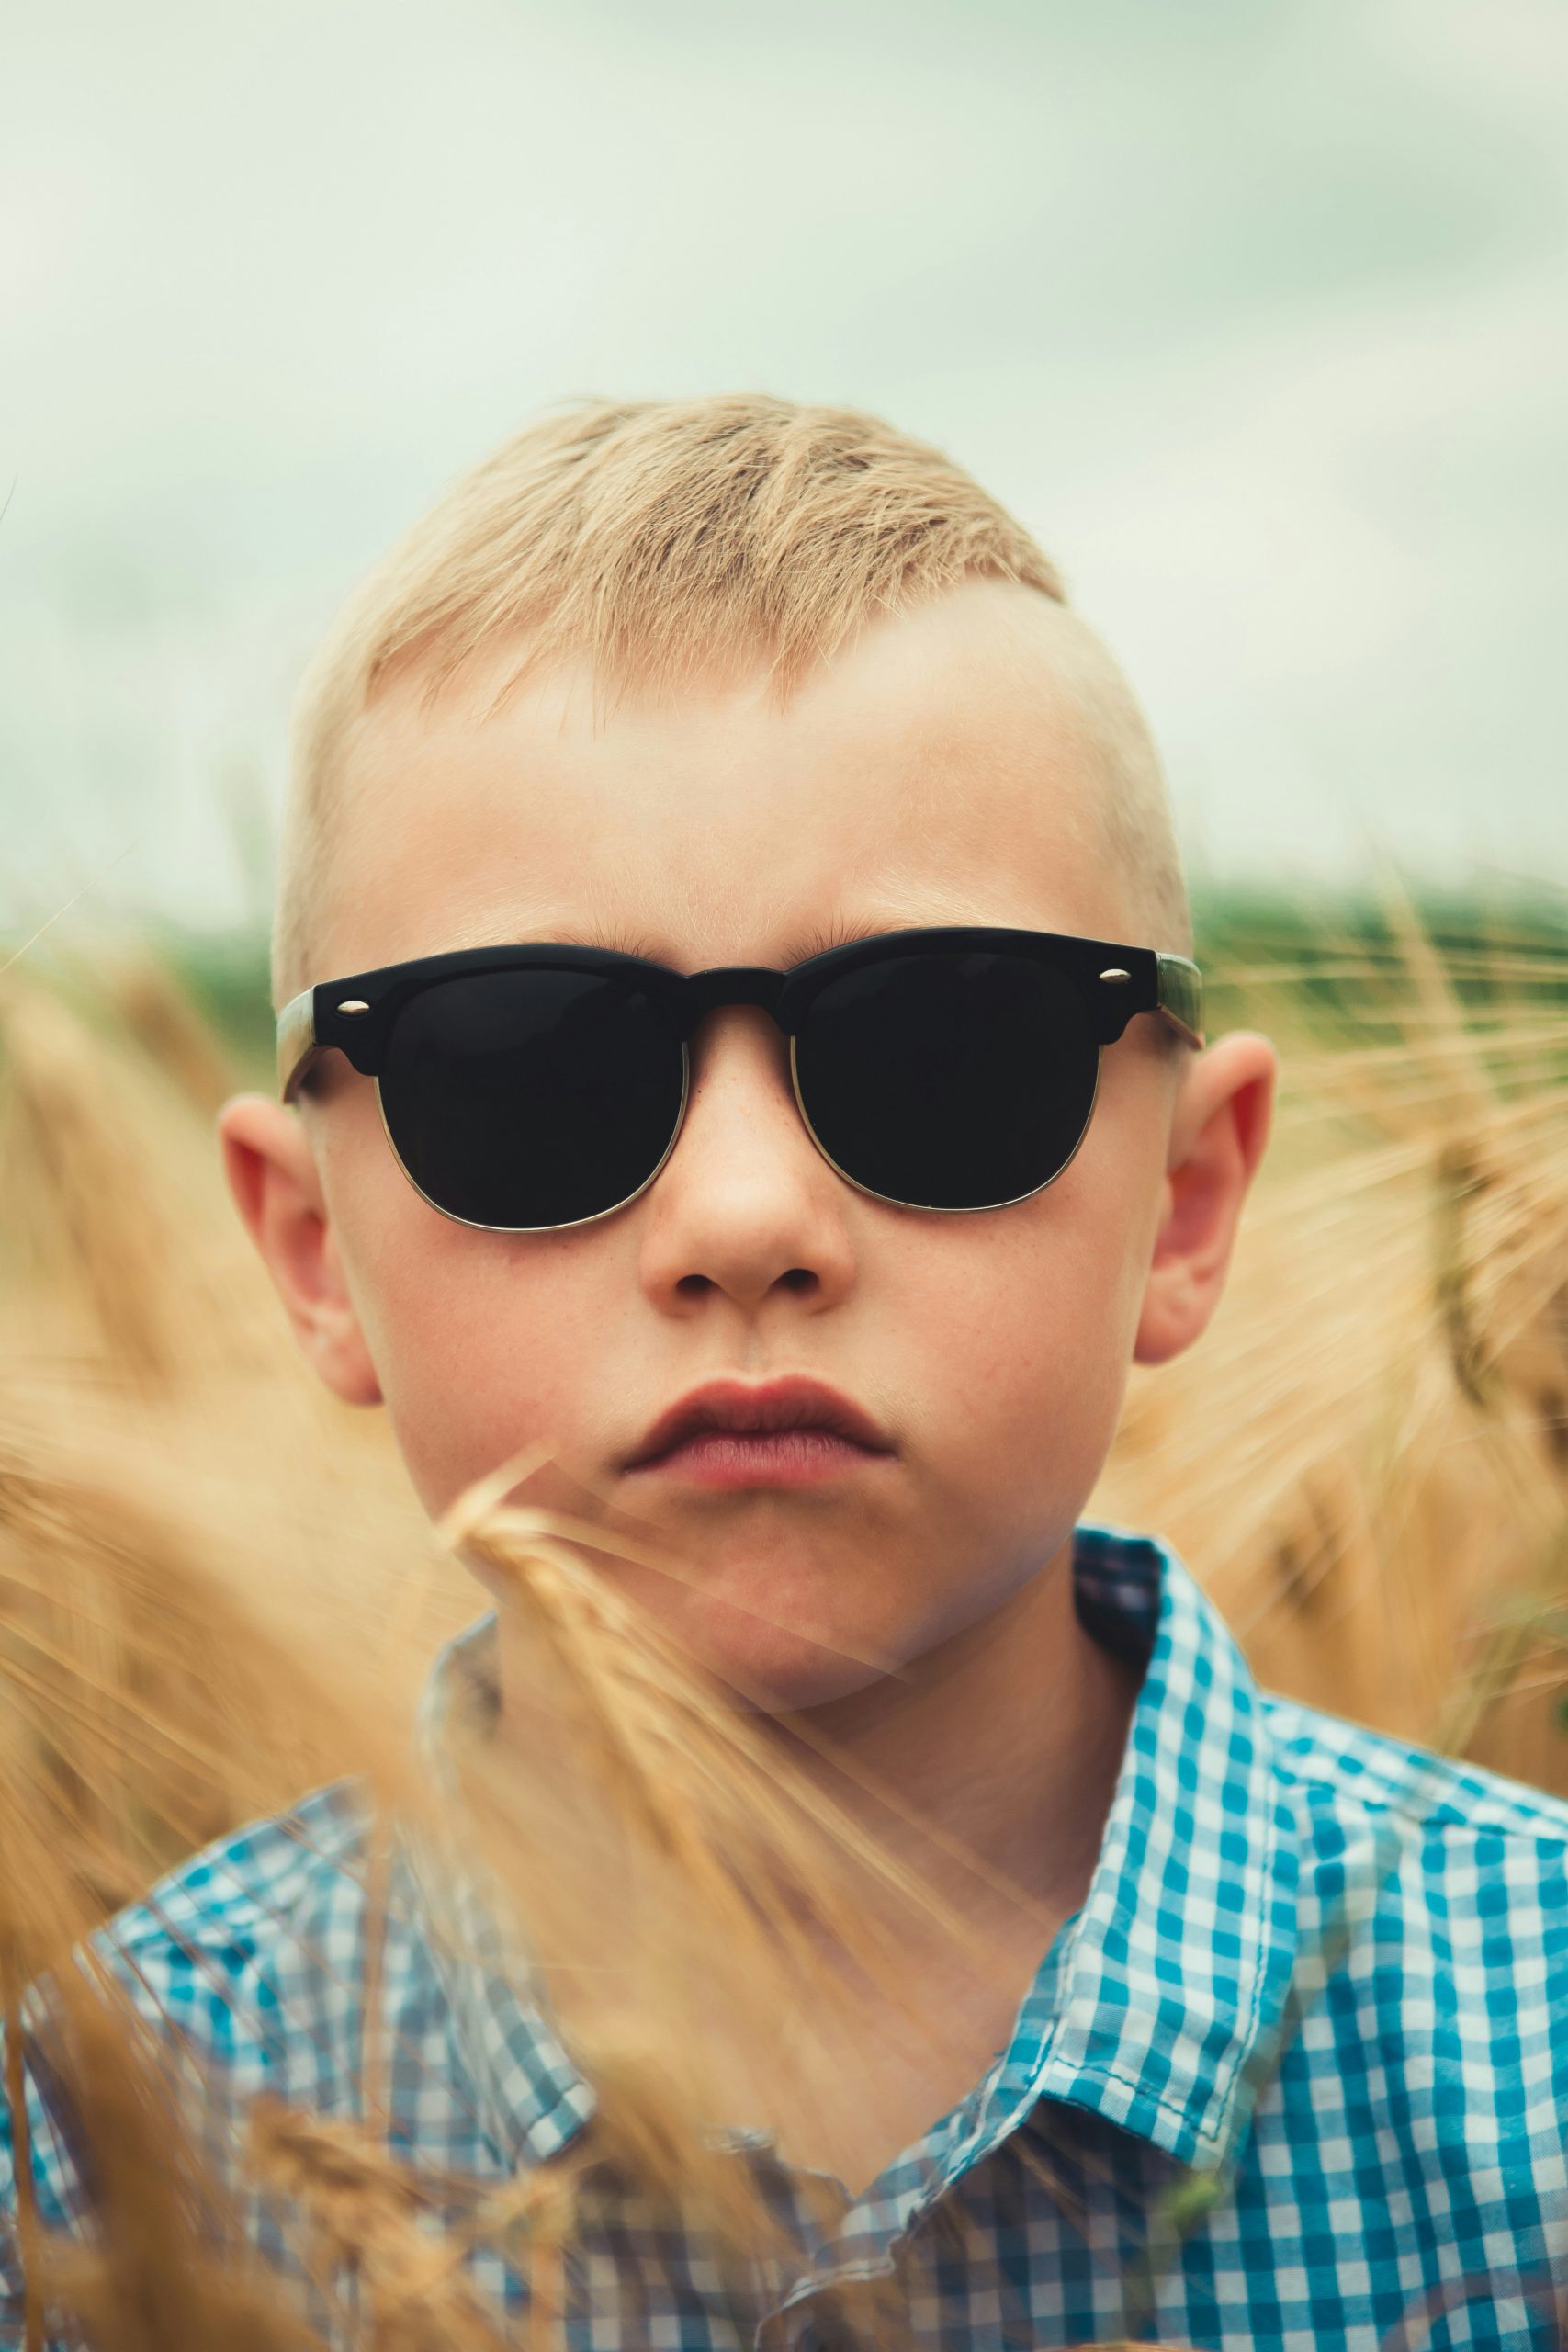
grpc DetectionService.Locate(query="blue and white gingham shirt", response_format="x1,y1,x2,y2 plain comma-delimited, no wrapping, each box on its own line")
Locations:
5,1523,1568,2349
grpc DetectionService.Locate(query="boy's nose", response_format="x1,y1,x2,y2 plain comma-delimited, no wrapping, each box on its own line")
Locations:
632,1007,857,1316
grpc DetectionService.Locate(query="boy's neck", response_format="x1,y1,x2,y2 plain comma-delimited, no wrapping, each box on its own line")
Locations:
763,1541,1140,1961
488,1542,1139,2185
491,1538,1138,1973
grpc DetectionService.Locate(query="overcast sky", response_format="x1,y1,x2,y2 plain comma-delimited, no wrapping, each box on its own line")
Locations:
4,0,1565,942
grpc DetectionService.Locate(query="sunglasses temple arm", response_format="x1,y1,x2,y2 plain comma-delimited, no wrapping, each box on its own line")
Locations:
1155,954,1205,1050
276,989,319,1102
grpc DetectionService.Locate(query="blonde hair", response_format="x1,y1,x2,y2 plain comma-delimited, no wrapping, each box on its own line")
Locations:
274,394,1189,1004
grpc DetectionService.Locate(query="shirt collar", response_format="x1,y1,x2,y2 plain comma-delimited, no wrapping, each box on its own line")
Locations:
407,1615,597,2166
997,1524,1301,2177
407,1522,1301,2184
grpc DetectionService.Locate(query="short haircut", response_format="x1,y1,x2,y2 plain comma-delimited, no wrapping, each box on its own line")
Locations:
274,394,1190,1005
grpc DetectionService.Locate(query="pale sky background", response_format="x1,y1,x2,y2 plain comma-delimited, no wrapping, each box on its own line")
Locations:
3,0,1565,944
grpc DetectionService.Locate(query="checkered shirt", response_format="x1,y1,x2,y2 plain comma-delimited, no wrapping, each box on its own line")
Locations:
5,1522,1568,2349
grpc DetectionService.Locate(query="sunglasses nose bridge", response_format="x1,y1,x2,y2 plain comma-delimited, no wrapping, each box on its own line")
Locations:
677,964,791,1038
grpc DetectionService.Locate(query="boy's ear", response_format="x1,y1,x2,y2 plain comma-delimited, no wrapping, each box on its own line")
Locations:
217,1093,383,1407
1134,1032,1277,1369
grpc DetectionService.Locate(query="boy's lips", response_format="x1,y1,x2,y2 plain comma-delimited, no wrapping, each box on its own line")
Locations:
620,1375,896,1488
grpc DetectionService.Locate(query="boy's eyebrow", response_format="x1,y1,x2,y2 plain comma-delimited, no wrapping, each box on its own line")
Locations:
762,917,905,967
473,922,897,968
594,908,1010,964
754,900,1055,968
426,895,1024,976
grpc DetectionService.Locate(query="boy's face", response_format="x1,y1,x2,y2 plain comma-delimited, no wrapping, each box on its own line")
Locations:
228,579,1272,1710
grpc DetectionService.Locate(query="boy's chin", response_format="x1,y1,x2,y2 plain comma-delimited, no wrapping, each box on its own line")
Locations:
705,1642,892,1717
649,1586,912,1717
573,1540,942,1716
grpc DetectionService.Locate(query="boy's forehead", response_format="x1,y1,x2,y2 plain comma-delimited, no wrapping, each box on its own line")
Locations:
324,581,1137,978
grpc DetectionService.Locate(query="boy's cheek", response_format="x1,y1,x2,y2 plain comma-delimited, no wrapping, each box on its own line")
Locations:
342,1242,1130,1702
318,1163,599,1506
908,1172,1146,1425
355,1252,605,1511
325,1102,1149,1562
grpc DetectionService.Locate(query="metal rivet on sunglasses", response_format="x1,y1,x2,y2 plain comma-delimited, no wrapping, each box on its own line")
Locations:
337,999,371,1013
1099,968,1131,984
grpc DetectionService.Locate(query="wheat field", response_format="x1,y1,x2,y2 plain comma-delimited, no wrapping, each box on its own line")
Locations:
1,890,1564,2348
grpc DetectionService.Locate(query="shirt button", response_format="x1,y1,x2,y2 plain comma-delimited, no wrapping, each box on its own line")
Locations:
795,2324,854,2352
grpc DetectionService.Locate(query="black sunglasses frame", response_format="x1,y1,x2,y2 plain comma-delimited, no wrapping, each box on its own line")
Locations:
276,926,1204,1228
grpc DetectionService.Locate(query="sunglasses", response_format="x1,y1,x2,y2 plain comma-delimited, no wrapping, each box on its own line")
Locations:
276,926,1203,1232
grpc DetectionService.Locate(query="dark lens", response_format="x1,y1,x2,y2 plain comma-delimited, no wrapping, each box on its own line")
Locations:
793,949,1099,1210
378,969,684,1228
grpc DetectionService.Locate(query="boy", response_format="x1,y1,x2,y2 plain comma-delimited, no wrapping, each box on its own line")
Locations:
5,395,1567,2348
